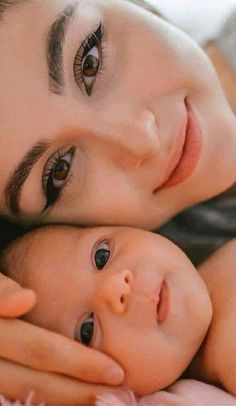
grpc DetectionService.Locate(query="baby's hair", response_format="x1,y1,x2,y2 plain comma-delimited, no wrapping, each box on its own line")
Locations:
0,224,41,279
0,222,60,282
0,222,88,282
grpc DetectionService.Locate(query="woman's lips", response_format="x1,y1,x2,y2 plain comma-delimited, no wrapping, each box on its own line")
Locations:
156,280,169,324
155,101,202,192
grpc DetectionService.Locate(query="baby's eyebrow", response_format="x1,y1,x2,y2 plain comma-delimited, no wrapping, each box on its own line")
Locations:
47,1,79,95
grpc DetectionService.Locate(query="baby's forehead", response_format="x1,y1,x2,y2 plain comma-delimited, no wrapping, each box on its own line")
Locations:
4,224,118,265
3,225,79,274
3,224,124,284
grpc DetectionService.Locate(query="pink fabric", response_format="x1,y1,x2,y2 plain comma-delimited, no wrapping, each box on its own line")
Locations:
1,380,236,406
96,380,236,406
0,393,44,406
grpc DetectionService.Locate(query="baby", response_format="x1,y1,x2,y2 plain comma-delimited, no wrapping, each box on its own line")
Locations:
1,225,236,401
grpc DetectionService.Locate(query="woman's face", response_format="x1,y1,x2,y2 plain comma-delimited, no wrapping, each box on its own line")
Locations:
5,226,212,394
0,0,236,228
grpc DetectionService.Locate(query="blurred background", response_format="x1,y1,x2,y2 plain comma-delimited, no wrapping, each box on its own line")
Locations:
151,0,236,44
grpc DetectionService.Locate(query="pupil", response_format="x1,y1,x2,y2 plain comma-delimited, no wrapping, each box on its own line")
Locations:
83,55,99,77
95,249,110,269
54,159,70,181
81,321,94,346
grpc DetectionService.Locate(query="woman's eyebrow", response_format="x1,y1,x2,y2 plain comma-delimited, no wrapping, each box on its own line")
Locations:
47,2,79,95
4,140,51,216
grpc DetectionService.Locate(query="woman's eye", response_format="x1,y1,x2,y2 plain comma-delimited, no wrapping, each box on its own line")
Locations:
75,313,94,346
42,146,75,211
83,53,99,77
73,23,104,96
94,241,110,270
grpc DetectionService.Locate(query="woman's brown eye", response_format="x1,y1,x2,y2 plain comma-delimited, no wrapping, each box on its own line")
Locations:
83,55,99,77
73,23,104,96
43,147,75,211
53,159,70,181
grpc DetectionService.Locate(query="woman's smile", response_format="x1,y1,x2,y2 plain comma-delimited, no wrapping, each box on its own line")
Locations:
164,101,203,188
154,99,203,192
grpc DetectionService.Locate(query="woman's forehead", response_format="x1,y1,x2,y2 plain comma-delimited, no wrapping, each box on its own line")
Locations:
126,0,161,16
0,0,161,18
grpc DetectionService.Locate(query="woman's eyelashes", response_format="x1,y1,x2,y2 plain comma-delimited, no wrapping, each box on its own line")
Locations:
73,22,104,96
42,146,75,211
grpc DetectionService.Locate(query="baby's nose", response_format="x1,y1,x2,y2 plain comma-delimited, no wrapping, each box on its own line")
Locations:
99,269,133,314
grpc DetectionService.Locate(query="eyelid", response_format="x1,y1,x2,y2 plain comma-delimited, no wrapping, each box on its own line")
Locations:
42,146,73,191
42,146,75,212
75,312,101,348
73,22,104,95
91,238,112,270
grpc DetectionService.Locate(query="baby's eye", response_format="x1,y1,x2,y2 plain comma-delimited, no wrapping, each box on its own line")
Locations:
75,313,94,346
94,241,110,270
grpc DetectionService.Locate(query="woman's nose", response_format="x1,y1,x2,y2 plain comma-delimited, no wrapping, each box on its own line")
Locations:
98,269,133,314
99,105,161,167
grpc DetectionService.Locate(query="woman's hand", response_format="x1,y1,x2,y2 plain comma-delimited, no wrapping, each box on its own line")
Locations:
0,273,124,405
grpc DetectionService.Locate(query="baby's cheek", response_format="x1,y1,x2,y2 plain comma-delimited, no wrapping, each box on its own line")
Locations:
104,336,161,395
123,365,160,396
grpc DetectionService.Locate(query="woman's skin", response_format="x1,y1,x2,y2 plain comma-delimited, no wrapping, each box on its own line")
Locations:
0,0,236,229
0,0,236,403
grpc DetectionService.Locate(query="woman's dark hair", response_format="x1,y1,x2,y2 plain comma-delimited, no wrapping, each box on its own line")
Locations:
0,216,26,251
0,216,28,277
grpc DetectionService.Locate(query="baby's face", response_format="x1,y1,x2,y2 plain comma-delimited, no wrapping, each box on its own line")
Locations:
6,226,212,394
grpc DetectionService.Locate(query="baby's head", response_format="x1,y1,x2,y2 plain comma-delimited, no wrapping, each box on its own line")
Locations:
2,225,212,395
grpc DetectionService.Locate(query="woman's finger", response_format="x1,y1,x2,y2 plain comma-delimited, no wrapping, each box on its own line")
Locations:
0,318,124,386
0,358,128,406
0,273,36,317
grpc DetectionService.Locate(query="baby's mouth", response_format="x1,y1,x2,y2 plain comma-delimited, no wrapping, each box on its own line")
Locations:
156,280,169,324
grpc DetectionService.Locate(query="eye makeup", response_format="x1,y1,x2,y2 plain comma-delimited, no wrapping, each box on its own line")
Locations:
73,22,104,95
42,146,75,211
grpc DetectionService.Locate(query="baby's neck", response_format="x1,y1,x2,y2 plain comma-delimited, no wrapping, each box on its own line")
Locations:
184,325,218,385
185,241,236,395
221,181,236,197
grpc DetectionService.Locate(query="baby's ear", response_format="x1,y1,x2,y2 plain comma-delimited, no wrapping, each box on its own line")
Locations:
96,391,137,406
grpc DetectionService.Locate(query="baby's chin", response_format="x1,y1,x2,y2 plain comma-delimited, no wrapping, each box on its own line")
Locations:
123,363,187,396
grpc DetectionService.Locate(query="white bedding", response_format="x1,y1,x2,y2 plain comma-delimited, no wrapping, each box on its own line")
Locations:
150,0,236,45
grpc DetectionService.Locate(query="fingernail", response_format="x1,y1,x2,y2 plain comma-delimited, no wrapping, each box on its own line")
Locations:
103,366,124,385
115,389,136,405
